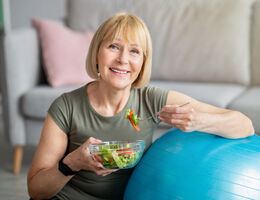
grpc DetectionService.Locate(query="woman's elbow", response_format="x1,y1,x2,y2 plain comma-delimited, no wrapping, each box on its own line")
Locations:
27,177,33,198
244,114,255,136
28,189,46,200
239,117,255,139
28,182,38,199
236,112,255,138
248,120,255,137
27,176,43,200
28,187,36,199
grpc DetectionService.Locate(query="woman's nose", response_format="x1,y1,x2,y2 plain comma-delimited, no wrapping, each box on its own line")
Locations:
117,49,129,64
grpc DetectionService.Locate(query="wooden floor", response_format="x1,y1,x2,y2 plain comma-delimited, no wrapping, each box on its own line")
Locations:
0,139,35,199
0,96,36,200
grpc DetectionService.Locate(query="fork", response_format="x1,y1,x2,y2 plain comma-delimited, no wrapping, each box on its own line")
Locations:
140,101,191,121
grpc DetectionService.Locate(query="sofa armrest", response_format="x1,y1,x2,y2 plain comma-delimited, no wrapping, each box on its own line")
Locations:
1,27,41,146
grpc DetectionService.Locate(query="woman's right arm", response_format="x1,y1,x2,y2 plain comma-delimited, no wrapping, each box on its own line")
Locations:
27,114,72,199
27,114,114,199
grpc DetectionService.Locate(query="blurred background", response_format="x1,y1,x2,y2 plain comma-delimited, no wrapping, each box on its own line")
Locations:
0,0,67,199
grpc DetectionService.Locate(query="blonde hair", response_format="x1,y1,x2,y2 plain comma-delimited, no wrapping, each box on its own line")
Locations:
86,12,152,88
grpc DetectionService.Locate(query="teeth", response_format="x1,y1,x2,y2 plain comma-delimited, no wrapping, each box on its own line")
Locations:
110,68,128,74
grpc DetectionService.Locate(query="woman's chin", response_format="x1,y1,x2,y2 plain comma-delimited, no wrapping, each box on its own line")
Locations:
109,81,132,90
99,77,133,90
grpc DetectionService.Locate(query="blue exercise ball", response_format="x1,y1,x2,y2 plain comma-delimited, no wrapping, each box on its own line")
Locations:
124,128,260,200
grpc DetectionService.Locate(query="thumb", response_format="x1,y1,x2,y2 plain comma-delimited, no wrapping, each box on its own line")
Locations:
88,137,102,145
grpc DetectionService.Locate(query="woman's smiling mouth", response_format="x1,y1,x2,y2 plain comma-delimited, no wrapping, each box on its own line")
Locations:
109,67,130,74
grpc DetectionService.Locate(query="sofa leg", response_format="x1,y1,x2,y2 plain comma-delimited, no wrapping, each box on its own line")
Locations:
13,146,23,174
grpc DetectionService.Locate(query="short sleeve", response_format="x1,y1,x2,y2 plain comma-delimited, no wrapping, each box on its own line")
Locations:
142,85,169,123
48,94,71,134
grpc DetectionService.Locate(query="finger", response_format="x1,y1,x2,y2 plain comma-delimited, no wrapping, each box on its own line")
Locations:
161,105,192,114
95,166,118,172
159,104,179,114
87,162,104,173
101,170,118,176
89,159,103,169
159,113,190,120
159,101,191,113
175,125,187,131
159,117,187,126
83,137,102,154
101,172,112,176
175,124,193,132
88,137,102,145
86,154,103,168
95,168,116,176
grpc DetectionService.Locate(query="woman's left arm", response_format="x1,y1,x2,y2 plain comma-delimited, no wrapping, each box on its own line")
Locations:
158,90,255,139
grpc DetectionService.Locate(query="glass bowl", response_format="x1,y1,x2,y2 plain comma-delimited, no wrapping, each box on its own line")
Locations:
89,140,146,169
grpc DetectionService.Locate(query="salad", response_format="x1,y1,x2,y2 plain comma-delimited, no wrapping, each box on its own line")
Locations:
125,109,141,131
90,142,144,169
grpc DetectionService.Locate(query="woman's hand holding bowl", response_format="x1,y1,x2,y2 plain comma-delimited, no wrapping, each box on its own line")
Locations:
64,137,117,176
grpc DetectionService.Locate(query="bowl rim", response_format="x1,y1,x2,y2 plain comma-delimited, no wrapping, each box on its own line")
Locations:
90,140,145,146
89,140,146,152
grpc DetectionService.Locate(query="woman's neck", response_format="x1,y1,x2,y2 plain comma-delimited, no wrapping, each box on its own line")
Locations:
87,81,131,116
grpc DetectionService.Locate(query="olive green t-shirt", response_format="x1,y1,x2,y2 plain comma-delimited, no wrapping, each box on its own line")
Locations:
48,83,168,200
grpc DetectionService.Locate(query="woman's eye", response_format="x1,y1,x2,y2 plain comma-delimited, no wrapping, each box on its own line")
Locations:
109,44,119,50
130,49,139,54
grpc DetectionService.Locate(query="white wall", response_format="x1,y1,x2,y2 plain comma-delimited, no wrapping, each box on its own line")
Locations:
7,0,67,31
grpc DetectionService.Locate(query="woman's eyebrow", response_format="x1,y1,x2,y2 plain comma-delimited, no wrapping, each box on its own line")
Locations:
114,38,121,42
113,38,141,48
130,44,141,47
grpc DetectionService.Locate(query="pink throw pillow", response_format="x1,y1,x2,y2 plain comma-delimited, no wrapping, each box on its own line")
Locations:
32,18,94,87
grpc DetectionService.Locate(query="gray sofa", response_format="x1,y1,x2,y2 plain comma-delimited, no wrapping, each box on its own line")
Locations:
1,0,260,174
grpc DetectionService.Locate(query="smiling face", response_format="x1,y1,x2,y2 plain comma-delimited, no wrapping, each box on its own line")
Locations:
97,37,144,90
86,13,152,88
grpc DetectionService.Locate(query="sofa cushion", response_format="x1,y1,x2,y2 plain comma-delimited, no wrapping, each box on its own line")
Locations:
25,119,45,145
32,18,94,88
21,86,79,119
21,82,246,120
149,81,246,108
227,87,260,133
67,0,253,85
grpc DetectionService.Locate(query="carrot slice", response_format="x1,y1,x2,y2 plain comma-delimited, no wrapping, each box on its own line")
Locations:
118,152,135,156
130,118,140,131
94,154,103,162
129,109,134,118
108,157,114,162
116,148,133,152
128,109,140,131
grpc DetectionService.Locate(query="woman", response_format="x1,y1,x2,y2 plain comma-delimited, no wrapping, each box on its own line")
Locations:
27,13,254,200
